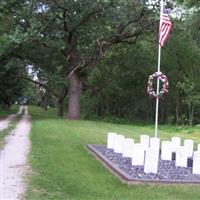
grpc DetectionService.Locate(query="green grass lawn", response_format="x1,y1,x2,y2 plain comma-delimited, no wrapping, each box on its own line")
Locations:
26,106,200,200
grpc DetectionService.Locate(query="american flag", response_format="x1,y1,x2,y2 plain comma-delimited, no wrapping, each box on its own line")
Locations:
159,8,172,47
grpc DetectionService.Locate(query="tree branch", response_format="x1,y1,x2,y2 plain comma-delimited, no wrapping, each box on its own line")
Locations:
67,19,154,77
63,9,70,32
15,75,63,98
117,8,145,34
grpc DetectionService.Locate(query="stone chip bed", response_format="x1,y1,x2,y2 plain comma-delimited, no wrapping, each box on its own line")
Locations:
87,144,200,184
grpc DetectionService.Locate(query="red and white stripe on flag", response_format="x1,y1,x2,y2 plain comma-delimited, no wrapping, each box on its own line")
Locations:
159,13,172,47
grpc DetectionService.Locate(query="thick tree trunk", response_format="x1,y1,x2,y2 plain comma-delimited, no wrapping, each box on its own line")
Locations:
67,71,82,119
57,98,64,117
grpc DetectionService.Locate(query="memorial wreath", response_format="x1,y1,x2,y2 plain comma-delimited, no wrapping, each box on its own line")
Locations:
147,71,169,98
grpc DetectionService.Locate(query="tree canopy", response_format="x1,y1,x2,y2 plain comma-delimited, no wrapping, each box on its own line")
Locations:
1,0,200,125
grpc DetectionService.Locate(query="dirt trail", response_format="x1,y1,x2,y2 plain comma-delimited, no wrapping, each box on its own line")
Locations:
0,115,31,200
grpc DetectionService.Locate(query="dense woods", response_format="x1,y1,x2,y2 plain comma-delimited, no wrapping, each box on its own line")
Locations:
1,0,200,125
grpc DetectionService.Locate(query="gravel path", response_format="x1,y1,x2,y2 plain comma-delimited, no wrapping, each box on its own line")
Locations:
0,115,31,200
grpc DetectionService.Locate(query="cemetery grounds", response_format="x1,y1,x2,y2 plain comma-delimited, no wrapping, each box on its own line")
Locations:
26,106,200,200
2,106,200,200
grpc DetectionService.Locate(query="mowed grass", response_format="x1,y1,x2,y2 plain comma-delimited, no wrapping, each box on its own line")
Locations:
27,106,200,200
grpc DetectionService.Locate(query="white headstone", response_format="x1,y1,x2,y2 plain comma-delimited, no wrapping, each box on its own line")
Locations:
140,135,150,150
176,146,188,167
114,135,124,153
197,144,200,151
144,148,159,174
150,137,160,151
193,151,200,175
184,139,194,157
122,138,134,157
161,141,173,161
131,144,145,166
107,132,117,149
171,137,181,152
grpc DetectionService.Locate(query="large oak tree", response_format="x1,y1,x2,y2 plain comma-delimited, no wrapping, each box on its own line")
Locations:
1,0,156,119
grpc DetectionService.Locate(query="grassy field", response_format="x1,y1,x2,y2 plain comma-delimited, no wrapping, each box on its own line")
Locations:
25,106,200,200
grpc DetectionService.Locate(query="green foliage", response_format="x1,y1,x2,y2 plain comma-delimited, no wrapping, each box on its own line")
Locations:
0,105,18,117
22,81,40,105
81,11,200,125
1,0,200,124
82,41,156,121
180,79,200,106
0,58,29,109
177,0,200,7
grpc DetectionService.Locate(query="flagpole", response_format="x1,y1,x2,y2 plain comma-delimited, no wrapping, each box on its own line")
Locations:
154,0,163,138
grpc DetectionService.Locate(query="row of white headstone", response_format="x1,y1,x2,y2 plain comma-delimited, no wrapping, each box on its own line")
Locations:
107,133,200,174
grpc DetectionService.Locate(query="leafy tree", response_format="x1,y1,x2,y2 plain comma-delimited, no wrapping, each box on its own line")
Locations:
1,0,156,119
162,15,200,125
179,78,200,126
82,39,156,121
177,0,200,7
0,9,31,109
0,58,29,109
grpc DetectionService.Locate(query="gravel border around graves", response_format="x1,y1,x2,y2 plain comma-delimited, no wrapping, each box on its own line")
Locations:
87,144,200,184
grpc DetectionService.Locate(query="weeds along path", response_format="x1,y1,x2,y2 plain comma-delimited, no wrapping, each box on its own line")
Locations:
0,115,31,200
0,114,17,131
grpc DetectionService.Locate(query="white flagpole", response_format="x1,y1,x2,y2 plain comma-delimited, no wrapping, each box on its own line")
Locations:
154,0,163,138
